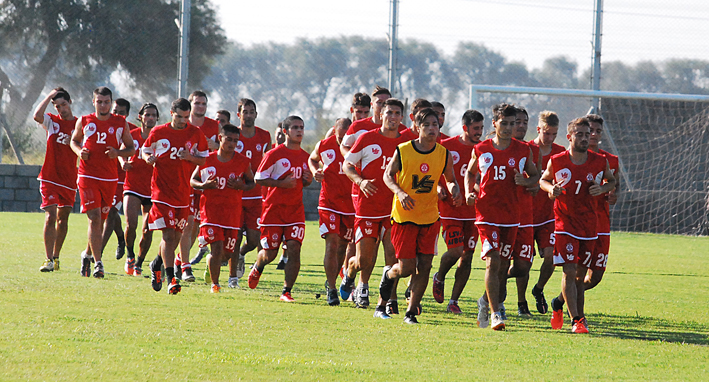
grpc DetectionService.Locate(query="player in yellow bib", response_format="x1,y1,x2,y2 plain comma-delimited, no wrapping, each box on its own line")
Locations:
380,107,462,324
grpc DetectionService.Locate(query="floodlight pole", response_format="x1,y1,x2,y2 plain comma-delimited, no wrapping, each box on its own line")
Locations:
177,0,191,99
387,0,399,96
591,0,603,110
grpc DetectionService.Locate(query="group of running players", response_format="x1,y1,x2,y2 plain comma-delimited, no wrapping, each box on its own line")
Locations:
34,84,618,332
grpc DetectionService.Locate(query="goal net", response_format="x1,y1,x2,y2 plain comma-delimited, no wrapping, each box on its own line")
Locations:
469,85,709,236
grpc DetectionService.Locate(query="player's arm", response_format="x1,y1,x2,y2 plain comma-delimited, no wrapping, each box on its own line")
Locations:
110,122,135,159
589,159,616,197
70,118,89,160
608,169,620,205
442,151,462,206
206,137,219,151
308,141,324,183
178,148,206,166
464,151,479,205
383,148,414,210
323,127,335,139
141,141,157,166
226,164,255,191
190,166,217,190
539,162,563,198
515,148,540,188
33,89,58,126
343,159,377,198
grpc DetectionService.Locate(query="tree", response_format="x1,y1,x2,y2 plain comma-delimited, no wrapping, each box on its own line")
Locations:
0,0,226,162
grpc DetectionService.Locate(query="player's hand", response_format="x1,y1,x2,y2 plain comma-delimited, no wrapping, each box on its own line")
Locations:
227,177,245,190
122,161,133,171
398,191,415,210
514,169,526,185
551,180,565,196
302,167,313,184
280,173,297,189
146,155,157,166
48,89,60,99
176,148,189,160
207,139,219,151
80,148,90,160
313,169,324,183
466,192,477,206
203,178,218,189
437,184,448,201
526,183,540,196
450,186,462,206
105,146,119,159
607,189,618,205
359,179,378,197
588,180,603,196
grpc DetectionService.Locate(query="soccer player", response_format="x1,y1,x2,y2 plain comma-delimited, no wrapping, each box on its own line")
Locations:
431,109,484,314
529,111,565,314
70,86,135,278
540,117,615,333
191,123,254,292
401,98,433,141
234,98,272,281
351,92,371,122
105,98,132,259
340,86,402,156
247,116,312,302
121,103,159,276
34,87,78,273
341,98,410,317
431,101,450,140
215,110,231,127
308,117,354,306
274,122,286,146
143,98,208,294
379,107,462,324
504,105,541,317
464,103,539,330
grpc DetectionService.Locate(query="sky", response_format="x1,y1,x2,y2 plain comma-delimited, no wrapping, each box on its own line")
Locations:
210,0,709,71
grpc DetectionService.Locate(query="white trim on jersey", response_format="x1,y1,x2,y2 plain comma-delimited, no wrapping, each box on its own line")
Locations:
317,206,355,216
199,222,242,231
532,219,555,227
78,174,119,182
152,199,190,209
38,178,77,191
475,221,520,228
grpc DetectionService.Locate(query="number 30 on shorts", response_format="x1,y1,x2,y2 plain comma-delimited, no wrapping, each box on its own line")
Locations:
290,226,305,240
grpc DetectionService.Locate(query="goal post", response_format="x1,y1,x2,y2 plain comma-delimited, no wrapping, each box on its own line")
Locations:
469,84,709,236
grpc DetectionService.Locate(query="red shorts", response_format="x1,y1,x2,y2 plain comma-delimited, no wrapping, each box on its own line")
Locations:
534,222,555,255
581,234,610,271
512,226,534,263
260,224,306,250
190,192,202,219
112,182,124,211
147,203,189,233
242,198,262,231
353,217,391,243
553,233,596,267
198,225,240,253
318,209,354,241
39,181,76,209
476,224,518,260
441,219,478,251
391,221,441,260
78,177,116,220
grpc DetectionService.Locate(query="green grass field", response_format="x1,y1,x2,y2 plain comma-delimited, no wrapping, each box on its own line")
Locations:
1,212,708,381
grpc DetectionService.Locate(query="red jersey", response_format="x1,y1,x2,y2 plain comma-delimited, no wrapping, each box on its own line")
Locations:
39,113,78,190
530,141,566,226
198,152,250,229
516,140,540,227
596,149,619,234
474,138,531,226
143,122,209,208
550,150,607,239
255,144,310,218
317,135,354,215
78,113,126,182
123,127,153,198
236,126,271,200
195,117,220,145
439,136,476,220
345,129,410,219
341,117,408,148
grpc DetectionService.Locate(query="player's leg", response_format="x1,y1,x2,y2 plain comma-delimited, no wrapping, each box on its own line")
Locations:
40,205,59,271
584,235,608,291
159,227,183,294
53,206,72,263
532,225,555,314
283,239,301,290
434,221,464,304
134,202,153,275
123,194,141,259
176,214,196,282
323,233,341,290
226,229,242,288
85,207,105,276
380,229,399,314
409,253,434,318
208,241,224,288
450,250,473,302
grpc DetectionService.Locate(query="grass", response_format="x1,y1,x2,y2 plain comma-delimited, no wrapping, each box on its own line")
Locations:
1,212,708,381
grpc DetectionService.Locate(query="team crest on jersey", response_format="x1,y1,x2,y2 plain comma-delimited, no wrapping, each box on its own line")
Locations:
272,233,278,240
50,122,60,135
478,152,493,175
201,167,217,182
566,243,574,252
256,144,262,152
451,151,460,165
280,160,291,170
586,173,594,182
329,214,336,222
229,173,236,179
236,141,244,152
168,210,174,218
372,148,379,155
492,231,498,240
84,123,97,139
365,221,372,227
555,168,572,187
108,127,115,134
185,142,193,152
101,206,110,214
420,163,429,173
508,158,516,167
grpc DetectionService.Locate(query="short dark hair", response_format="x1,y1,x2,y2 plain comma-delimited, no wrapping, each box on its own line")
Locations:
567,117,590,134
52,87,71,102
411,98,432,114
189,90,208,103
372,85,391,98
220,123,240,136
586,113,604,125
216,109,231,121
171,98,191,113
352,93,371,108
383,98,404,112
114,98,130,115
462,109,484,126
514,104,528,118
93,86,112,99
238,98,256,114
282,115,304,130
414,107,439,128
138,102,160,119
431,101,445,110
492,103,517,122
335,117,352,131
